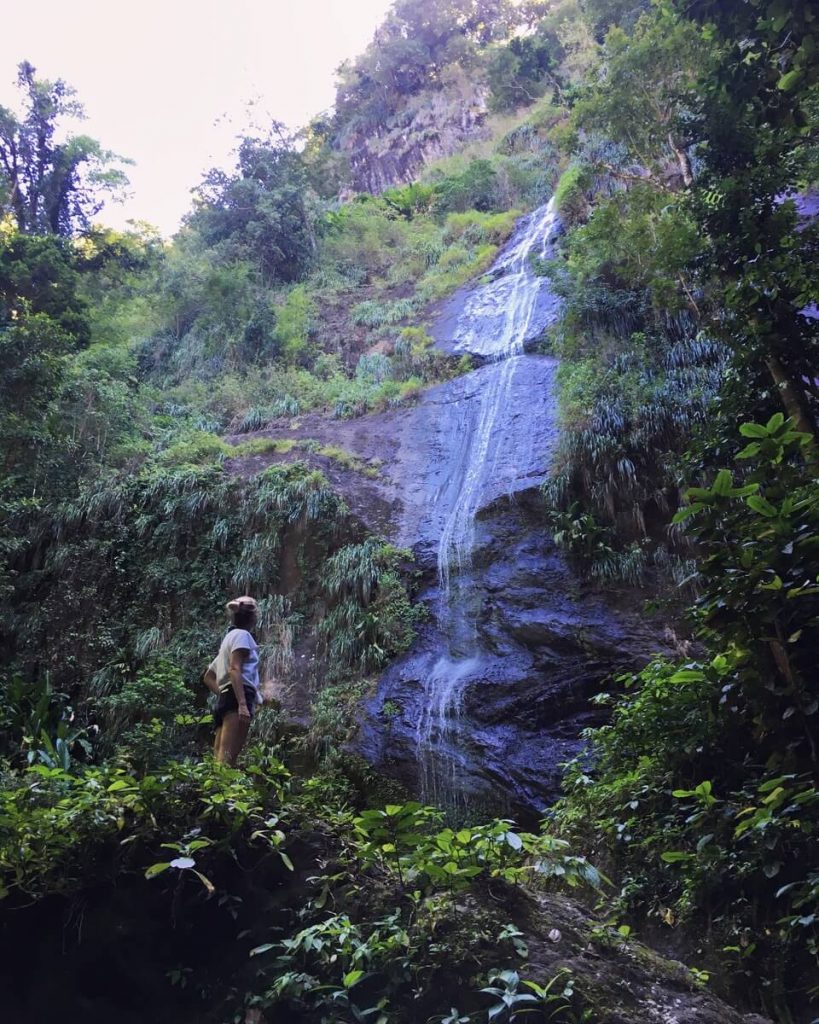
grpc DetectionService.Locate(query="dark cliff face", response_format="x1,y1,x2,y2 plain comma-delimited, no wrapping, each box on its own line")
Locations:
353,348,665,817
336,71,491,195
359,494,666,820
228,204,670,816
357,202,668,816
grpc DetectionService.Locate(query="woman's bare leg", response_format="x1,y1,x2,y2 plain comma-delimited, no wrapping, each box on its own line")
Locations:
219,711,250,766
213,726,224,761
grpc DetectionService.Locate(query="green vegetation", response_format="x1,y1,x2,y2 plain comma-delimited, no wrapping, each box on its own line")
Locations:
0,734,602,1021
557,417,819,1012
5,456,422,734
1,0,818,1019
538,0,819,1016
539,0,818,586
333,0,539,137
552,164,591,225
0,61,130,236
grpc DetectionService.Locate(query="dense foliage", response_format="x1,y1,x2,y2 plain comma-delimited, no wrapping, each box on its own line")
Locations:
334,0,542,132
0,61,129,235
187,129,317,285
542,0,819,1016
0,731,607,1023
1,0,818,1020
558,417,819,1010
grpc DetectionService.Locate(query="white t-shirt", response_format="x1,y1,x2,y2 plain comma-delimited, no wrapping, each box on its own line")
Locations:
210,629,260,704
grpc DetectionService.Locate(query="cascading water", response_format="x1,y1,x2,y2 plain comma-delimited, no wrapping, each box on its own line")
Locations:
359,197,656,813
415,199,563,804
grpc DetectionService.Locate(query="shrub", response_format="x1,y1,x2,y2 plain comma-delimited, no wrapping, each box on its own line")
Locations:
350,298,415,328
553,164,591,225
433,159,500,213
556,419,819,1007
155,431,230,466
355,353,394,383
417,243,499,302
274,285,315,365
319,540,420,672
442,209,519,247
98,659,197,768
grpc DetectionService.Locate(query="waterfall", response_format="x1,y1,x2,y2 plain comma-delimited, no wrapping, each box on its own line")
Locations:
415,198,563,804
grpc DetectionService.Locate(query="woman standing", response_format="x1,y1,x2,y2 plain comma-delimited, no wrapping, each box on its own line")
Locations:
204,596,261,765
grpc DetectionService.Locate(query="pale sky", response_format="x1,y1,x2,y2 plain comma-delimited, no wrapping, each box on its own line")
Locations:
0,0,392,236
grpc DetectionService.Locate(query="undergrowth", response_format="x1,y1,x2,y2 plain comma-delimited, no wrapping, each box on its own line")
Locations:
0,732,601,1024
554,419,819,1014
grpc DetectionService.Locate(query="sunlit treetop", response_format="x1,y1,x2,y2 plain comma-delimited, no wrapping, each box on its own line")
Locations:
0,61,130,238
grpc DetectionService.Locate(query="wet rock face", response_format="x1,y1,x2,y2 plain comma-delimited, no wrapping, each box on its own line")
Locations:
390,354,561,559
230,200,669,816
517,891,772,1024
432,204,564,357
225,196,673,816
356,198,669,816
359,495,665,819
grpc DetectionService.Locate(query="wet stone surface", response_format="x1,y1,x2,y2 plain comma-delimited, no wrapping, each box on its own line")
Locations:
359,495,666,819
229,200,669,816
432,204,564,357
358,200,667,814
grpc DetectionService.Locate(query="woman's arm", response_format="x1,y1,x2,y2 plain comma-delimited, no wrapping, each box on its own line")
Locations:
202,667,219,696
229,648,250,720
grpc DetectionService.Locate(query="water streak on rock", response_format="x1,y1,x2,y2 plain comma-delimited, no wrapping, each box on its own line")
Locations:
416,199,562,803
357,201,663,816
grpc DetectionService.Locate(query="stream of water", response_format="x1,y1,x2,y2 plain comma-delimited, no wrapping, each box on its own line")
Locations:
415,199,563,803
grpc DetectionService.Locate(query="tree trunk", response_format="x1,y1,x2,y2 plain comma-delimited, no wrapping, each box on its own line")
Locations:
668,133,693,187
766,354,816,438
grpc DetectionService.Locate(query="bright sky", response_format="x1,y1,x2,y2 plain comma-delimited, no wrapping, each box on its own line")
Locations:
0,0,392,236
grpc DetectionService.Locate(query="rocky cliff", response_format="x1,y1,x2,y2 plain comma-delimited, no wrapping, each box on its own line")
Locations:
336,67,492,195
228,203,671,815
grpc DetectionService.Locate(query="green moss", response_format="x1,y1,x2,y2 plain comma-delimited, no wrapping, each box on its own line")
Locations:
417,243,499,301
231,437,299,457
227,436,382,479
155,431,230,467
317,444,380,478
553,164,591,225
442,208,520,246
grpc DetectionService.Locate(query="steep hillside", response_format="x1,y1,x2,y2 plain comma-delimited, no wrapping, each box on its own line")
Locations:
1,0,818,1022
327,0,570,194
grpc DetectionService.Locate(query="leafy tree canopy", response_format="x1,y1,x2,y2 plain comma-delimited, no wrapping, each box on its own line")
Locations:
0,231,89,343
487,22,565,111
0,61,130,237
579,0,650,41
669,0,819,434
187,128,317,285
334,0,548,131
570,8,716,188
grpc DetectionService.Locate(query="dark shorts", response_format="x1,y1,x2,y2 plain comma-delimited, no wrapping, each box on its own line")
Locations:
213,686,257,729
